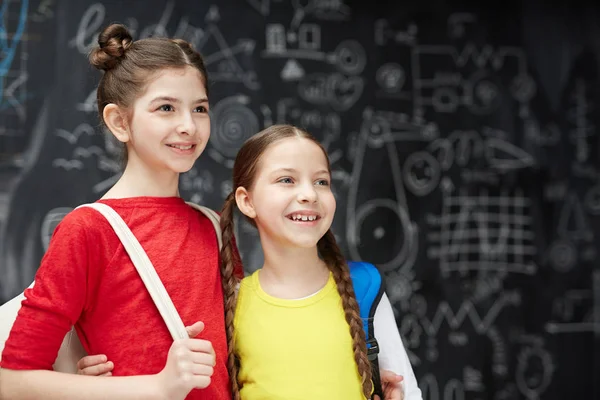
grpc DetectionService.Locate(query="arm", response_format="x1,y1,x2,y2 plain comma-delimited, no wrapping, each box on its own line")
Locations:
0,369,163,400
1,322,216,400
374,293,422,400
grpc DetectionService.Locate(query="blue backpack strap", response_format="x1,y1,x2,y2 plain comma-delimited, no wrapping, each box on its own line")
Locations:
348,261,385,399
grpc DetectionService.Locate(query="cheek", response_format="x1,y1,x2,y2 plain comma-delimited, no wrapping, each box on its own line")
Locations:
324,192,336,214
198,117,211,137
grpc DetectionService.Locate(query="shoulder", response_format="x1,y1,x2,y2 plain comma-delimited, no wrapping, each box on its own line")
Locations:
53,204,112,237
236,272,258,306
239,272,257,293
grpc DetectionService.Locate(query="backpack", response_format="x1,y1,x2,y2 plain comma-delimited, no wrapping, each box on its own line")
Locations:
348,261,385,399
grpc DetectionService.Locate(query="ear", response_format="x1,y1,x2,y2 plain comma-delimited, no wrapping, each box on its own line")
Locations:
103,103,131,143
235,186,256,219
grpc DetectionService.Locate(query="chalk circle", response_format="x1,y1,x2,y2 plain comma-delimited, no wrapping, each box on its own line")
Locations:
41,208,73,251
352,199,412,271
510,74,537,103
362,116,391,148
403,151,441,196
334,40,366,75
467,70,502,114
548,239,577,272
209,99,259,159
376,63,405,93
388,272,413,302
432,87,459,113
516,346,553,397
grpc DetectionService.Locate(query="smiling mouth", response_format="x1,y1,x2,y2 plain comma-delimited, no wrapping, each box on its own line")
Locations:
167,144,195,150
286,214,321,222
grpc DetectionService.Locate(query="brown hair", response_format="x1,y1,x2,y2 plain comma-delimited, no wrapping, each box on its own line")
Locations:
220,124,373,398
88,23,209,161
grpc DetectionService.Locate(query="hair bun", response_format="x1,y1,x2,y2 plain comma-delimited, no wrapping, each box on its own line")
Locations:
89,24,133,71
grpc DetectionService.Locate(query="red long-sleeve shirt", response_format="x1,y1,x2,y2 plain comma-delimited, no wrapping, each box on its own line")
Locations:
2,196,238,400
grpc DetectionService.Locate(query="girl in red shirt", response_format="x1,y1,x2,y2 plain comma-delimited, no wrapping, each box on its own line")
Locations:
0,23,239,400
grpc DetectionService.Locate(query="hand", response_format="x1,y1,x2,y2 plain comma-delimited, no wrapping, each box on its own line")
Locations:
77,354,114,376
76,322,206,378
156,321,216,400
374,370,404,400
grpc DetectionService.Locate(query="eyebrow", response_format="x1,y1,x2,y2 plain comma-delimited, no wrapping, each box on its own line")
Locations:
271,167,330,175
149,96,209,104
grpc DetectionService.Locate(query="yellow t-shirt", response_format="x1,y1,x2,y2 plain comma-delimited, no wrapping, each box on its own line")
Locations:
233,270,366,400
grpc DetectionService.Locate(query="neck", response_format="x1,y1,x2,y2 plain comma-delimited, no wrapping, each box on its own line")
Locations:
259,239,329,297
101,157,180,199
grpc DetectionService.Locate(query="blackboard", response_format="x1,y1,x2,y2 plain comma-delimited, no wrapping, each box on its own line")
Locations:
1,0,599,398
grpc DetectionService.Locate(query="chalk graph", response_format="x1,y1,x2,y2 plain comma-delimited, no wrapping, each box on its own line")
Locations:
428,187,537,275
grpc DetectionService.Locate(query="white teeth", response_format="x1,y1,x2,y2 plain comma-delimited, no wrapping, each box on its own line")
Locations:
169,144,193,150
290,214,318,221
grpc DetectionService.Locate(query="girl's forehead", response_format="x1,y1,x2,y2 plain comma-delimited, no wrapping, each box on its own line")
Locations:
257,137,329,172
136,67,206,100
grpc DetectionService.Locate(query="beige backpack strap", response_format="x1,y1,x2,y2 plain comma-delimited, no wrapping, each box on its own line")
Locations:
186,202,222,250
77,203,189,341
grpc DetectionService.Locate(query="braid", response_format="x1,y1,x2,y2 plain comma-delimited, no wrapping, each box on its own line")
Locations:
219,192,241,399
318,230,373,399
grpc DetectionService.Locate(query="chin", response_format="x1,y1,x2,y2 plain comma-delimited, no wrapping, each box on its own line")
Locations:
289,237,322,248
169,162,197,174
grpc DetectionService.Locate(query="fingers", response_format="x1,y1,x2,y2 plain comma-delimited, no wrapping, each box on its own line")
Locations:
184,338,215,356
383,386,403,400
190,351,216,367
190,363,214,377
380,369,404,383
77,354,107,370
78,361,114,376
383,380,404,400
379,370,404,400
185,321,205,338
77,355,114,376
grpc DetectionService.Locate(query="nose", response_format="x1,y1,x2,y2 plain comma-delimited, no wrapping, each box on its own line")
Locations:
176,111,197,136
297,182,318,203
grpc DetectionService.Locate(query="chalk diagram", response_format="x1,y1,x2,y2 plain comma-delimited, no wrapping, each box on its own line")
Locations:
346,112,425,274
0,0,28,141
412,43,536,120
546,192,595,273
196,6,259,90
545,270,600,335
544,79,598,274
418,128,538,276
207,95,261,168
53,123,122,193
263,23,366,111
261,2,365,111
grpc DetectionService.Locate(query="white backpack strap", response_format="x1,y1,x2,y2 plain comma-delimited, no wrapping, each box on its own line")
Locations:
186,202,222,250
77,203,188,341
